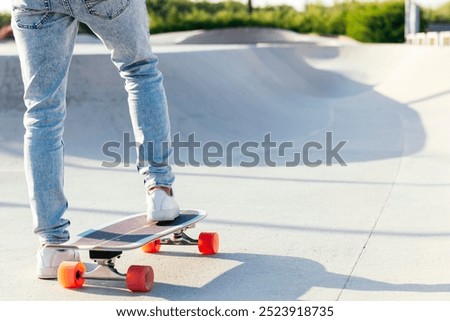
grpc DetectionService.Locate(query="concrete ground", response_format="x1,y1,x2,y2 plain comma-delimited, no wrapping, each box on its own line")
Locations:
0,29,449,301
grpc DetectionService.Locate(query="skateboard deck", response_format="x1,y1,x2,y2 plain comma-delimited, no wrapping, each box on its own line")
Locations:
47,209,219,292
47,209,207,251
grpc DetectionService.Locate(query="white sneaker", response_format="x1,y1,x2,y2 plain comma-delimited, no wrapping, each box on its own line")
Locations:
37,246,80,279
147,187,180,222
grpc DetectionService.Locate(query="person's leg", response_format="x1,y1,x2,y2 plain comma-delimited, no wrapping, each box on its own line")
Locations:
12,0,78,244
70,0,178,221
12,0,80,279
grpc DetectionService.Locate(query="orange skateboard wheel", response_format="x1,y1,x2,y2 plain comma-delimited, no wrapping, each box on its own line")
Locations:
198,232,219,255
126,265,154,292
57,261,86,289
141,239,161,253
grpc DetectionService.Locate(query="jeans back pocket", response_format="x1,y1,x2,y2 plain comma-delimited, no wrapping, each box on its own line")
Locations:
12,0,53,29
83,0,130,20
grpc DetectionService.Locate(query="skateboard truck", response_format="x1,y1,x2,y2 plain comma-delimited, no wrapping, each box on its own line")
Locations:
141,226,218,255
160,227,198,246
84,251,126,281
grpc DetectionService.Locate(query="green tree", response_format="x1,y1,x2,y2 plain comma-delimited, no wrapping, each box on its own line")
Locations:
426,2,450,24
0,13,11,28
346,1,405,43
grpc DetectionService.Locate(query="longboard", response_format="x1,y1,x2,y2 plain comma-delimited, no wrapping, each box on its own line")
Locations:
47,209,219,292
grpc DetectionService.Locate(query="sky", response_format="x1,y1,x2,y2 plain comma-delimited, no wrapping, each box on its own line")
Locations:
0,0,448,12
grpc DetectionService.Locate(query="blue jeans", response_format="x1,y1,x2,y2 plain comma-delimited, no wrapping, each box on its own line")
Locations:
12,0,175,244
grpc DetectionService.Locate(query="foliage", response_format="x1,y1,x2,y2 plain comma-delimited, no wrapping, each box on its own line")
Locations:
425,2,450,24
345,1,405,43
145,0,408,42
0,13,10,29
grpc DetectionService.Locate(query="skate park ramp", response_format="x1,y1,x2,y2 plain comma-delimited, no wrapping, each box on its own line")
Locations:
1,28,450,300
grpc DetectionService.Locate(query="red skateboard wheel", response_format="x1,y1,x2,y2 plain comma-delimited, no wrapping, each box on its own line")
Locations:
198,232,219,255
126,265,154,292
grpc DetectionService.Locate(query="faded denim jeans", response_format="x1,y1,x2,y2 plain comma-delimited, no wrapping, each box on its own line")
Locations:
11,0,175,244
